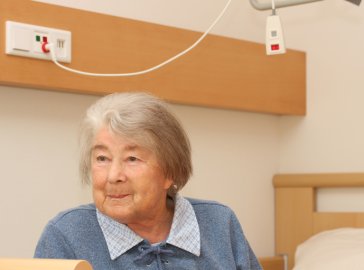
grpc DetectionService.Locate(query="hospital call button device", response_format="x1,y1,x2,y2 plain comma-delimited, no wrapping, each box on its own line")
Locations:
265,15,286,55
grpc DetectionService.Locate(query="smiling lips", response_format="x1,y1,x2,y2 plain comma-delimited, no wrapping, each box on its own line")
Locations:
107,194,130,199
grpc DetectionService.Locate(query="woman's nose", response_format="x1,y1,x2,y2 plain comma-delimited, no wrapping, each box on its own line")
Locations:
107,161,127,183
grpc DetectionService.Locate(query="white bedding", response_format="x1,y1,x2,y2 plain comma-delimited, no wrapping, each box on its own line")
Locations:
293,228,364,270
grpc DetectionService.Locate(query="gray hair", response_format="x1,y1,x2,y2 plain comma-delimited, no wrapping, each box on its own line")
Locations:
79,92,192,196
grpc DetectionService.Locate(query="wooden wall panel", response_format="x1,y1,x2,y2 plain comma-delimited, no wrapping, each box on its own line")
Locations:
0,0,306,115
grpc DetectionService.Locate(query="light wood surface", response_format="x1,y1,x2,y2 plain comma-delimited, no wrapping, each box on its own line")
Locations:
0,0,306,115
273,173,364,270
313,212,364,234
259,256,285,270
273,173,364,187
0,259,92,270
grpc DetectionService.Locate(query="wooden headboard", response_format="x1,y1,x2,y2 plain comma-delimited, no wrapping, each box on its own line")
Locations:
273,173,364,270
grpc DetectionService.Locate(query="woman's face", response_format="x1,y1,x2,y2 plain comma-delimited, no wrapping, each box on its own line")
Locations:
91,126,173,226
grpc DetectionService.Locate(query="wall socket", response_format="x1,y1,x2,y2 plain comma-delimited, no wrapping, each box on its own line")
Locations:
6,21,72,63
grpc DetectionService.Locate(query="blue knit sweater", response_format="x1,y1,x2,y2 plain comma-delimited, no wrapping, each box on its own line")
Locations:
34,198,262,270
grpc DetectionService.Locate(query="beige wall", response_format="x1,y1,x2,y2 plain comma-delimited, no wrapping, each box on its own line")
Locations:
0,87,96,257
278,2,364,172
278,2,364,210
0,85,278,258
1,0,363,259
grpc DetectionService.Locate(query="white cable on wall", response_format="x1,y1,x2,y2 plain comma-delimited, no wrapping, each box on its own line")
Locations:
46,0,232,77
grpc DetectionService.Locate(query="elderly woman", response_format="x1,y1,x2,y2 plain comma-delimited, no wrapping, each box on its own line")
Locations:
34,92,262,270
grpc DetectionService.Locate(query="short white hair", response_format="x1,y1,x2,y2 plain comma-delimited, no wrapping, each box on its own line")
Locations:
79,92,192,196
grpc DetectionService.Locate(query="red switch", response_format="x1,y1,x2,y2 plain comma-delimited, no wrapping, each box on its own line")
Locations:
271,44,280,51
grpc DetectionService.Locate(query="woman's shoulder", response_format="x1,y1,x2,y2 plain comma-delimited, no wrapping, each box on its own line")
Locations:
185,197,244,238
48,203,97,228
35,204,105,259
186,197,230,208
186,197,235,217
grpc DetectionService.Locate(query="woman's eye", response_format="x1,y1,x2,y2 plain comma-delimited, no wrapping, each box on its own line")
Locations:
96,155,108,162
127,156,138,162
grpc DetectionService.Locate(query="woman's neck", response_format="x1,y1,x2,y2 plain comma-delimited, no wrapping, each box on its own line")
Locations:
128,197,175,244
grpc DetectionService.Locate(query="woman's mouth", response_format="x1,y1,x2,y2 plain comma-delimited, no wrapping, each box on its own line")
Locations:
107,194,130,199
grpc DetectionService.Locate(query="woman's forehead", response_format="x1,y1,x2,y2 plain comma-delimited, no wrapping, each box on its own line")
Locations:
93,125,159,156
93,127,139,149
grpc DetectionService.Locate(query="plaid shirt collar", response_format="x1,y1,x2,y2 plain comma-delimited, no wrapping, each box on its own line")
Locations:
97,194,201,260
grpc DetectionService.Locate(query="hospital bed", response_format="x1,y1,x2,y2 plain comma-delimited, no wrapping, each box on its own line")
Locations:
260,172,364,270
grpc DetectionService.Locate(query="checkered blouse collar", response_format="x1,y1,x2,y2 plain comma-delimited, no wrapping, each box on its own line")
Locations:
96,194,201,260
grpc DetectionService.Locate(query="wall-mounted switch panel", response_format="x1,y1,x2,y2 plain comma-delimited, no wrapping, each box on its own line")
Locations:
6,21,71,63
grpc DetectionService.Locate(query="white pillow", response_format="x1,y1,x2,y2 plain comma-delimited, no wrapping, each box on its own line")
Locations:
293,228,364,270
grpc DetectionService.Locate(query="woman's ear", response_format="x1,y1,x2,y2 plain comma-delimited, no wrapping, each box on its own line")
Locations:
163,178,174,190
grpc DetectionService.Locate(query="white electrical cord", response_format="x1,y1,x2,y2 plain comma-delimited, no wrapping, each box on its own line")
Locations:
271,0,276,14
46,0,232,77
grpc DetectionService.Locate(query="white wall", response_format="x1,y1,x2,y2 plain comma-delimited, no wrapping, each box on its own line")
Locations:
2,0,363,260
278,1,364,172
0,87,96,257
278,1,364,212
0,84,277,258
